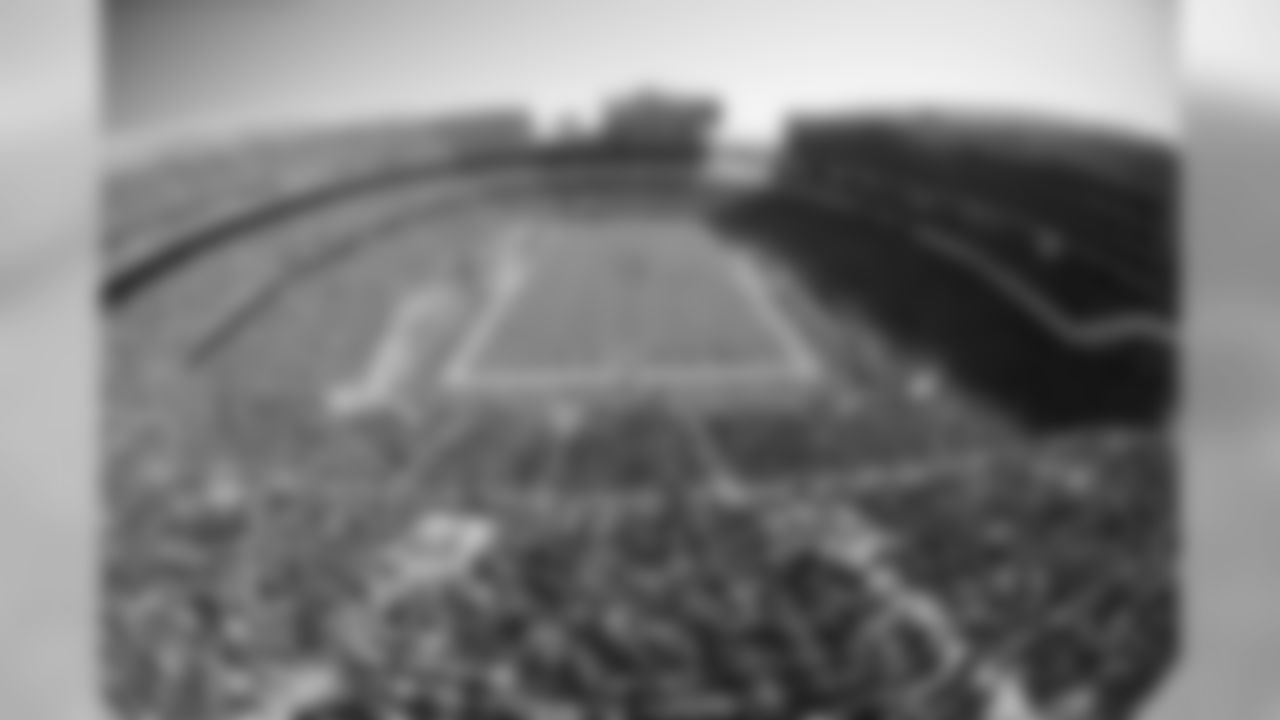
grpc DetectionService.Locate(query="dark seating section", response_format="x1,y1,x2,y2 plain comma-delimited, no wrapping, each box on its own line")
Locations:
713,113,1179,432
779,116,1178,315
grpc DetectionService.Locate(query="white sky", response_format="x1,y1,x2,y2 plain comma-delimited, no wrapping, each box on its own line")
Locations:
1187,0,1280,101
109,0,1177,149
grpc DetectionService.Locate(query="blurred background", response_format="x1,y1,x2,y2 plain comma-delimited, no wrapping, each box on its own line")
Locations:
3,0,1280,718
1175,3,1280,720
0,1,96,719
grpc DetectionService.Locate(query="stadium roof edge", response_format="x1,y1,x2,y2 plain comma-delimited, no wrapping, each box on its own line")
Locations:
781,101,1178,148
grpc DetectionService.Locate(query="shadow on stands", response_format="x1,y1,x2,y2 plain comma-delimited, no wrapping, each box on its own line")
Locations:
709,189,1176,435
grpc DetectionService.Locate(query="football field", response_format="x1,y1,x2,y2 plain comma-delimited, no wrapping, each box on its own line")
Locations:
441,217,820,395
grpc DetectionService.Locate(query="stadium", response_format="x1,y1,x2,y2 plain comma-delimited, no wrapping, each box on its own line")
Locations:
104,91,1178,720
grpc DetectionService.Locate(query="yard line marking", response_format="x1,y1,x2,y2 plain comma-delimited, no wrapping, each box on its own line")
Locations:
440,224,533,388
324,285,456,418
726,252,822,379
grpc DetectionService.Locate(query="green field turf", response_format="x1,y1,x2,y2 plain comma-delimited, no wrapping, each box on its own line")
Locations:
444,217,818,391
203,206,828,415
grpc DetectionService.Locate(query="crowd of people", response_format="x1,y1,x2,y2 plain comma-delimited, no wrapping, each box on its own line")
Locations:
103,104,1179,720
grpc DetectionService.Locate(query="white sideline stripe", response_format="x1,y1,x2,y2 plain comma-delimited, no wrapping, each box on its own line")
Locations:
917,227,1174,349
726,253,822,378
439,225,533,387
324,286,455,417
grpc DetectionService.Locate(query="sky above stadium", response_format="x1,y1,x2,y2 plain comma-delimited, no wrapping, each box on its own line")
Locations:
108,0,1179,149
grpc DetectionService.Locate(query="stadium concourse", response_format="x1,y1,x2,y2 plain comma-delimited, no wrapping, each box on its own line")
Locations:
104,102,1178,720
